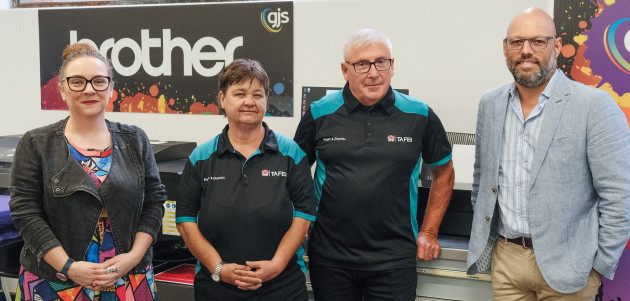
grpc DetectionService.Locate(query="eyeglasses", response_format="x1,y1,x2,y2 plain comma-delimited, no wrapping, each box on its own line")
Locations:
62,76,111,92
345,58,392,74
504,36,555,50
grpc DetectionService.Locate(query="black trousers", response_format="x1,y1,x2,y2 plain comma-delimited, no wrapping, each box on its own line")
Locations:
309,262,417,301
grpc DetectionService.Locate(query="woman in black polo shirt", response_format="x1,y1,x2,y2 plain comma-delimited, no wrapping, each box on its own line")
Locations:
176,59,316,300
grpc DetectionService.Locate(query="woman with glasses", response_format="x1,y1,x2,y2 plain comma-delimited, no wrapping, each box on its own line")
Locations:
176,59,316,300
9,43,166,301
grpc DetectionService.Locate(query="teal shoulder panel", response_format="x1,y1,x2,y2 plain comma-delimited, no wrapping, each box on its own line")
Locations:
311,89,344,120
393,90,429,116
189,134,221,166
275,132,307,165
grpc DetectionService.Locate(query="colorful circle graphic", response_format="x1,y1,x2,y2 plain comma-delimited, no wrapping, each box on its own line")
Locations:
603,18,630,75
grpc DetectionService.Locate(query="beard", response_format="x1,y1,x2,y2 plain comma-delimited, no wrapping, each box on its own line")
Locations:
507,48,557,88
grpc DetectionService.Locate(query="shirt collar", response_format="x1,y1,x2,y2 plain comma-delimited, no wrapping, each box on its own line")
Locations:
508,69,561,107
216,122,278,156
342,82,396,115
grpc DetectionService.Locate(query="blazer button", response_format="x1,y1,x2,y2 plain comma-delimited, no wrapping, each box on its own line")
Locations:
485,216,490,222
54,187,60,192
54,178,59,184
491,188,497,193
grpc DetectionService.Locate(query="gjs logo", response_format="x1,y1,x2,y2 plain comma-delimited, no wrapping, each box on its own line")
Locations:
261,8,290,33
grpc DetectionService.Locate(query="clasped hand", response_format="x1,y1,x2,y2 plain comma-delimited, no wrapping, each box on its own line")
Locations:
67,253,139,290
222,260,282,290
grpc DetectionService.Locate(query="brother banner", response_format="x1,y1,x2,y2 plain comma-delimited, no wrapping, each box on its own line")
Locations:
38,2,294,116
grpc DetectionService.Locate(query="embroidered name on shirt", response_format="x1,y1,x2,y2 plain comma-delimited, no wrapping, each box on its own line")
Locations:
261,169,287,177
204,176,226,181
387,135,413,143
322,137,347,142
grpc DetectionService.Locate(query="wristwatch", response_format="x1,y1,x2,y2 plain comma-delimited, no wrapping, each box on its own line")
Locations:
56,258,75,281
211,261,226,282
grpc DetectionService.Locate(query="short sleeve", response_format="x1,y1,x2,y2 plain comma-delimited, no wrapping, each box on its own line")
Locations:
421,108,452,167
175,159,202,223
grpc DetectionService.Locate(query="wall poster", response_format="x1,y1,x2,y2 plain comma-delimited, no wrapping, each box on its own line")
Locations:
555,0,630,300
38,1,294,116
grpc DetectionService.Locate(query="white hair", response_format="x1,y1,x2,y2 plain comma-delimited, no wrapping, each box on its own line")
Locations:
343,29,393,61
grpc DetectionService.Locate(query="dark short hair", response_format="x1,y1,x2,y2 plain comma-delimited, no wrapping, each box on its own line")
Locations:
218,59,270,97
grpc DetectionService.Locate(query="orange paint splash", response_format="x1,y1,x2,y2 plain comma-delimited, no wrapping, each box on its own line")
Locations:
189,102,220,114
561,44,576,58
578,20,588,29
570,44,603,87
120,93,176,114
149,85,159,97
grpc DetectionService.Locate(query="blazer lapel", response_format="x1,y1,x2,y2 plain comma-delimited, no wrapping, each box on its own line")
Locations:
528,74,571,188
492,89,510,177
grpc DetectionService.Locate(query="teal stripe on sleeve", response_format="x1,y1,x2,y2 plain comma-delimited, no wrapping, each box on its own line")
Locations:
311,90,344,120
175,217,198,223
426,153,452,167
294,211,316,222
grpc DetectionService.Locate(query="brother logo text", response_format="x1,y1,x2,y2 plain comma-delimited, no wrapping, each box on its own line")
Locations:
70,29,243,77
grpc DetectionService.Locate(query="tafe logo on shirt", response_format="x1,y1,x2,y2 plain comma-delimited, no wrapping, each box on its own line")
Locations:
387,135,413,143
261,169,287,177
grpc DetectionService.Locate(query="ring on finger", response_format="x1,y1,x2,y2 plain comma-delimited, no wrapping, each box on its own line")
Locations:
106,266,117,274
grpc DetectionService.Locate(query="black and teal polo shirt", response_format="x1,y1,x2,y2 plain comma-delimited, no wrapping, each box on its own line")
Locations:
294,83,452,271
176,123,317,279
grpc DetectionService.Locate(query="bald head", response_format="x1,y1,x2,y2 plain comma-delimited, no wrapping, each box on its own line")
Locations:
507,7,556,38
504,7,561,89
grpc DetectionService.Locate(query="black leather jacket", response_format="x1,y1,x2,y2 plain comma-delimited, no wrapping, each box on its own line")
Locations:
9,118,166,282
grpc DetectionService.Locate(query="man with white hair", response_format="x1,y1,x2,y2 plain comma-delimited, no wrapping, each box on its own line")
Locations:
294,28,454,300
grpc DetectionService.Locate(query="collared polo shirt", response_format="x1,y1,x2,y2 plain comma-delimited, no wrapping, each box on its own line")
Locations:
294,83,452,270
176,123,317,278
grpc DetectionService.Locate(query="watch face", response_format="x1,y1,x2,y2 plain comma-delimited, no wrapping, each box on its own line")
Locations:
211,274,220,282
56,272,68,282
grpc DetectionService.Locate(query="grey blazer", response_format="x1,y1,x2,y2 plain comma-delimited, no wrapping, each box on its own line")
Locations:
466,71,630,293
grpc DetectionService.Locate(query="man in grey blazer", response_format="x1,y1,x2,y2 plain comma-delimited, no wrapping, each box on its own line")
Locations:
466,7,630,300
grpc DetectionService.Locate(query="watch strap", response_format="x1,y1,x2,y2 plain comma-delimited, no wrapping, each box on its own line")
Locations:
57,258,74,280
212,261,226,281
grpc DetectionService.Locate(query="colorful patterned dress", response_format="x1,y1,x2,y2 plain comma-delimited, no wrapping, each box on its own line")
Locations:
16,142,158,301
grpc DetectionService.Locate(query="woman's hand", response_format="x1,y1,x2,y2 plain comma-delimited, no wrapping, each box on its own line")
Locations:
66,261,100,288
237,260,282,284
90,252,142,290
220,263,263,290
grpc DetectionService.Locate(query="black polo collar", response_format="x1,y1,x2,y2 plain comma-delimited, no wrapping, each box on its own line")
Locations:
216,122,278,157
342,82,396,116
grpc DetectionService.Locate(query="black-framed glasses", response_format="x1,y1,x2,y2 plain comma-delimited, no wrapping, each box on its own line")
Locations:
62,76,111,92
346,58,392,74
504,36,555,50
